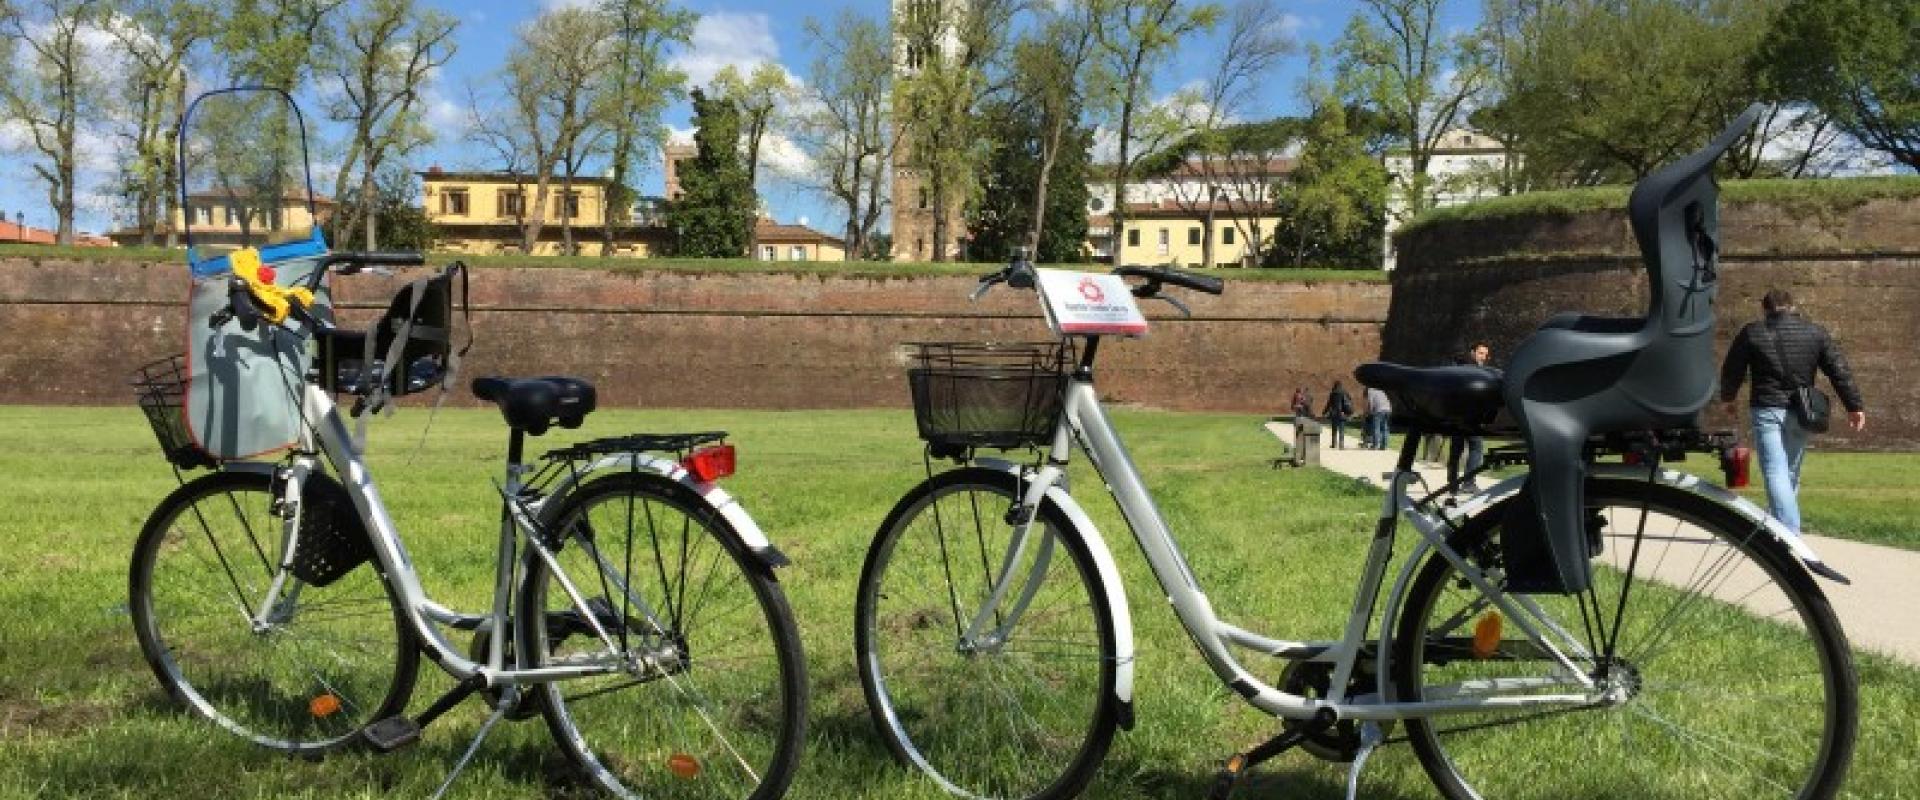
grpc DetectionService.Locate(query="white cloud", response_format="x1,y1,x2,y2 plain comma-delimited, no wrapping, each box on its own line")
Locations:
671,12,784,89
758,132,815,181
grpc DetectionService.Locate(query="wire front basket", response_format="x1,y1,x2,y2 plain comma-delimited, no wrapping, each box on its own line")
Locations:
132,354,217,471
907,342,1073,450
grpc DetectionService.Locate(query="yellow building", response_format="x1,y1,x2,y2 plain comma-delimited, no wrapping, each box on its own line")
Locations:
419,169,665,257
108,190,333,247
754,220,848,262
1091,200,1282,268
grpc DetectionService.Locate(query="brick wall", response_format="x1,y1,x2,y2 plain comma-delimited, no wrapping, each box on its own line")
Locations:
0,259,1389,415
1387,197,1920,450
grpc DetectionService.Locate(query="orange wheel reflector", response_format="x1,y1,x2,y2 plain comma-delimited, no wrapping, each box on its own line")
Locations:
667,753,702,780
309,693,342,718
1472,612,1504,660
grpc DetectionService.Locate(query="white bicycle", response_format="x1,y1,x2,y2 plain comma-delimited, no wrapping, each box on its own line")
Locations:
854,106,1856,800
129,250,807,799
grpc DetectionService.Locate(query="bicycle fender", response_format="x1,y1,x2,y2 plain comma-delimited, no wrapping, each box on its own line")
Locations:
545,454,788,573
974,459,1138,729
1591,465,1849,584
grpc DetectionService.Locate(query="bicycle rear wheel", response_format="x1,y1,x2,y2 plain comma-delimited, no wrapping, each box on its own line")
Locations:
1391,475,1856,800
129,470,416,754
520,472,806,800
855,467,1118,800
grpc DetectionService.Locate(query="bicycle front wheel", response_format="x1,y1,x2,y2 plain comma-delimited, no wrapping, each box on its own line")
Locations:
520,472,806,800
1391,475,1857,800
129,470,417,755
855,467,1119,800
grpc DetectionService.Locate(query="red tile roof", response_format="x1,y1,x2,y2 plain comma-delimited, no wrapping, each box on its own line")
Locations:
0,221,114,246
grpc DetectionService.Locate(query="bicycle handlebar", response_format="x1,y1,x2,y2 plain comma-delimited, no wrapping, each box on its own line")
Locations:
1114,265,1224,297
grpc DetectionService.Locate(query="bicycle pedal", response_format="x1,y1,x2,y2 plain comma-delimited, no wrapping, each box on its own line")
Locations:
1208,753,1250,800
362,716,422,753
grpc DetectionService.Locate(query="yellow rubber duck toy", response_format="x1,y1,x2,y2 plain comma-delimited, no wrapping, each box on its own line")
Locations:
230,247,315,325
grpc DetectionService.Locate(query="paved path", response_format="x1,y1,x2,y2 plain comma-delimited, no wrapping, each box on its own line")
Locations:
1265,420,1920,665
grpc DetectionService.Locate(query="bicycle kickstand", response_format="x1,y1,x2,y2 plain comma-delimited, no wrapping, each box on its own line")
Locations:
1207,710,1338,800
428,685,521,800
1342,721,1386,800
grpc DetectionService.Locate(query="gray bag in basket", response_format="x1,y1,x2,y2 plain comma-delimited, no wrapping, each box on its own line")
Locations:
184,254,331,461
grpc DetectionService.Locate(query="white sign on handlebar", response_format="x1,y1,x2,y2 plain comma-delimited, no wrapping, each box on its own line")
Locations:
1036,269,1149,337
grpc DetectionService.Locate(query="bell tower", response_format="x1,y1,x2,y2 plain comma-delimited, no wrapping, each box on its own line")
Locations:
890,0,966,262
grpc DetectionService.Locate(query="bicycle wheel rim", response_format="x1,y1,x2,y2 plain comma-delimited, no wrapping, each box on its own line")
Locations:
1394,477,1856,800
130,472,414,753
857,472,1117,800
525,475,804,800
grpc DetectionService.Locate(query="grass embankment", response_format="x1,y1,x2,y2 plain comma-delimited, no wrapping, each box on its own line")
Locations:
1397,174,1920,238
0,406,1913,798
0,244,1387,284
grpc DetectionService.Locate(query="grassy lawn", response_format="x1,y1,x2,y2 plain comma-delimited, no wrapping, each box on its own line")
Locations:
0,244,1388,284
1,405,1916,798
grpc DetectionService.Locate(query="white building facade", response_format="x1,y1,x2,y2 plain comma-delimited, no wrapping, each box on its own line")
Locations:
1381,129,1512,269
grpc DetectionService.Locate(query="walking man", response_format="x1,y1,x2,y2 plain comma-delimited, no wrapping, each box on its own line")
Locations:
1448,342,1492,489
1365,386,1393,450
1719,289,1866,532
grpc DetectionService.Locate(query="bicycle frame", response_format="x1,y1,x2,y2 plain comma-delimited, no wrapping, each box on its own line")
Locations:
239,383,777,689
960,338,1616,724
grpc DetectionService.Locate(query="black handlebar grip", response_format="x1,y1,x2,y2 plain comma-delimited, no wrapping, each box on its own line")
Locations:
357,252,428,267
1115,265,1225,296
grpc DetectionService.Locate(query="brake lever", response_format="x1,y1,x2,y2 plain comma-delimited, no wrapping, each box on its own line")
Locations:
969,275,1004,302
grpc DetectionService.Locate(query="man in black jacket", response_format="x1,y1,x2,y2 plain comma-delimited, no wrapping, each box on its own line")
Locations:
1719,289,1867,533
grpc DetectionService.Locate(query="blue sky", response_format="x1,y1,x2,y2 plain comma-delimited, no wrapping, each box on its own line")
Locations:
0,0,1482,238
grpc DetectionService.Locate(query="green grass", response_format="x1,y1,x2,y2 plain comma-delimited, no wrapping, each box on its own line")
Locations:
1396,175,1920,238
1,406,1915,798
1661,450,1920,551
0,244,1386,284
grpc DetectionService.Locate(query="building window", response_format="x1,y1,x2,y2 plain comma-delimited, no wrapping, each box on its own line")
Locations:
224,206,237,226
1088,197,1105,212
560,192,581,219
791,245,807,261
1188,226,1201,246
498,189,525,218
440,189,468,216
1222,227,1236,245
918,186,929,210
760,245,776,261
1157,228,1170,256
196,205,213,225
1126,229,1139,248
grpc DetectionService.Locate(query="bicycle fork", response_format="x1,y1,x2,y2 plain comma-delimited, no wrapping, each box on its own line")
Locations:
958,462,1064,652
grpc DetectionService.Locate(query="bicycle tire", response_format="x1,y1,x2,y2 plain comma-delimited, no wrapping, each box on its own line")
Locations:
519,472,807,800
856,467,1119,800
1390,475,1857,800
129,470,417,755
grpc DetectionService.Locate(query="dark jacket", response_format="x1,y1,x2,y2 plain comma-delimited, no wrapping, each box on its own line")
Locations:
1322,387,1353,419
1719,312,1865,412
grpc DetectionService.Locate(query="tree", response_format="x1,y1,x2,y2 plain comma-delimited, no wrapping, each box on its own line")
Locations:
1092,0,1220,266
1757,0,1920,170
715,61,794,256
1336,0,1485,215
969,98,1094,264
0,0,106,245
1155,0,1293,266
108,0,213,247
1268,101,1387,269
667,87,754,257
1475,0,1781,186
1143,118,1298,266
326,165,434,251
216,0,347,89
598,0,693,257
799,9,891,260
321,0,456,250
481,6,616,253
1008,1,1106,258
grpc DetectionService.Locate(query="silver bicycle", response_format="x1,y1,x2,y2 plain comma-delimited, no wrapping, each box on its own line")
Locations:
129,252,806,800
855,107,1856,800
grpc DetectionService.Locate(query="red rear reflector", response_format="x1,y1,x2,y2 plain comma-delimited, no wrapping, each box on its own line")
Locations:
683,445,736,482
1723,445,1751,488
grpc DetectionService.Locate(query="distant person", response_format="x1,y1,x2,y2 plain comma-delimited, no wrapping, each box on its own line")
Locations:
1322,380,1354,449
1290,387,1313,420
1365,386,1393,450
1448,342,1492,490
1719,289,1866,533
